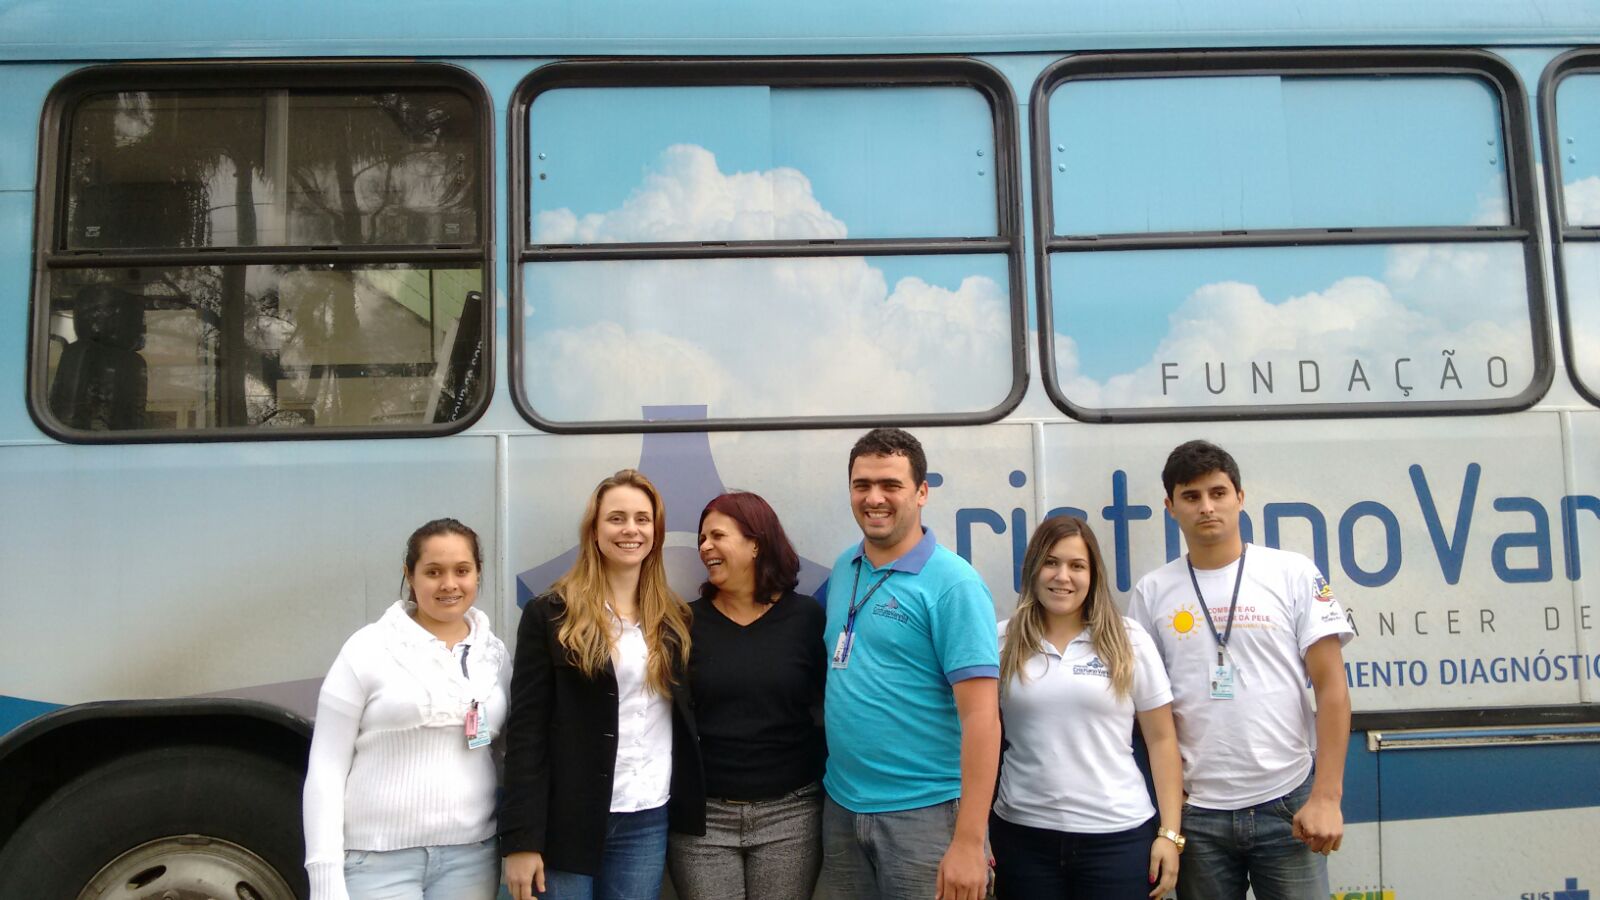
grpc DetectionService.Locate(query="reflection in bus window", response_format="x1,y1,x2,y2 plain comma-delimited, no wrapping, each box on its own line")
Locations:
45,266,483,430
41,81,488,436
66,90,479,249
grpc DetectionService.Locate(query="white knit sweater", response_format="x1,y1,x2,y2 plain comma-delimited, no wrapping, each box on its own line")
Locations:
302,601,509,900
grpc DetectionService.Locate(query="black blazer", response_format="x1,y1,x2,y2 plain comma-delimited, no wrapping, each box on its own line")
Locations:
499,591,706,874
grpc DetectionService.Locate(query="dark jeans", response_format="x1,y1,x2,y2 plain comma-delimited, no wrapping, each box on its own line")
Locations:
990,813,1155,900
540,805,669,900
1176,771,1329,900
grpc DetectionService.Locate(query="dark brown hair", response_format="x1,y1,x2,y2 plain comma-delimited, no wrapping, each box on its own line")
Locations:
697,491,800,603
848,427,927,486
402,518,481,602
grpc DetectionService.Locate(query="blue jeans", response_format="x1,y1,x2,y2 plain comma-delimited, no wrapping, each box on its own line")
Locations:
344,837,499,900
1176,771,1329,900
540,805,669,900
989,813,1155,900
821,791,958,900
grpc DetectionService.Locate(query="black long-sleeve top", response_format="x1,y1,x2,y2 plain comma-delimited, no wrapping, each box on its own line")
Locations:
687,590,826,800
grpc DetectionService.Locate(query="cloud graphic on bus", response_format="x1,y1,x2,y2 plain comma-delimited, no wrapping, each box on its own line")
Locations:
520,145,1013,422
1052,240,1535,408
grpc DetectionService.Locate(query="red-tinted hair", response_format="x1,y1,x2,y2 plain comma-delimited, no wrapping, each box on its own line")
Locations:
697,491,801,603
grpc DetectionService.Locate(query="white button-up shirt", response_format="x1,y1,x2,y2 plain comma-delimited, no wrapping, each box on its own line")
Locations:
609,613,673,812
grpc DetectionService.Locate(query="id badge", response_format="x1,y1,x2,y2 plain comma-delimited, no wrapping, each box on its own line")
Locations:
1210,661,1236,700
831,630,853,669
465,703,491,749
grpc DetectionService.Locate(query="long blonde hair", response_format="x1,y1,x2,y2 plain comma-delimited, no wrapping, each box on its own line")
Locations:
550,469,691,696
1000,516,1134,699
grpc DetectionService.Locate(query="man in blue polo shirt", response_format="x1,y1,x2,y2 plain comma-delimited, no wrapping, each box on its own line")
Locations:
821,427,1001,900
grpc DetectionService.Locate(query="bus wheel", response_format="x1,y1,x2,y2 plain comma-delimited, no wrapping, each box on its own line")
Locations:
0,744,306,900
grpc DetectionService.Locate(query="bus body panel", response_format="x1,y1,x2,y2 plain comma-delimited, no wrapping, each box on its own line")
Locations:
1,9,1598,897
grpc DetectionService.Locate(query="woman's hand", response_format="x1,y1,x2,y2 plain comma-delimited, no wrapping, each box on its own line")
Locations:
1148,837,1179,898
505,851,545,900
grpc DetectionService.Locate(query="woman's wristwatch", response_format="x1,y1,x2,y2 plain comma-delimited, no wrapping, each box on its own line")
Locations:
1156,827,1186,853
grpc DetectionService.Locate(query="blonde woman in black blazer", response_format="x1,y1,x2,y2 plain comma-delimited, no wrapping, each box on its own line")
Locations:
500,470,705,900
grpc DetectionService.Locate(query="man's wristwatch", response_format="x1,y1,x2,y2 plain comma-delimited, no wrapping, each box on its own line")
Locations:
1156,827,1186,853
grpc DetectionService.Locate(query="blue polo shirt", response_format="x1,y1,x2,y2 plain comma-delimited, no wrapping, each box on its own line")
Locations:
822,529,999,812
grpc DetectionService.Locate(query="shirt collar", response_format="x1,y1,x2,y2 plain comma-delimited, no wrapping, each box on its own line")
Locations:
849,527,937,574
384,599,483,648
1035,630,1092,657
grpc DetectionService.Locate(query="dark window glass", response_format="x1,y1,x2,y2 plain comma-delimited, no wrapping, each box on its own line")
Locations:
45,265,484,430
39,74,489,438
65,89,479,250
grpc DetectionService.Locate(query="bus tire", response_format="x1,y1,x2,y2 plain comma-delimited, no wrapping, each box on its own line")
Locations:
0,744,307,900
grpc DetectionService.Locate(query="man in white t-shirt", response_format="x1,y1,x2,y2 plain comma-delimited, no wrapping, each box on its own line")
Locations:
1129,440,1354,900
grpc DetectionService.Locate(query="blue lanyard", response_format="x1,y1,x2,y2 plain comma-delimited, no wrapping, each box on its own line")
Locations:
844,559,895,639
1186,544,1247,666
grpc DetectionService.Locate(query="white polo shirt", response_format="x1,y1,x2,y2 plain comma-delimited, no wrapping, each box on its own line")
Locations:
994,617,1173,833
1129,544,1354,810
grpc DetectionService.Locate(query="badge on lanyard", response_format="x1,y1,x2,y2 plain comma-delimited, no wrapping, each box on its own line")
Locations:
1187,545,1247,702
832,560,894,671
465,700,491,749
1210,650,1237,700
831,630,854,669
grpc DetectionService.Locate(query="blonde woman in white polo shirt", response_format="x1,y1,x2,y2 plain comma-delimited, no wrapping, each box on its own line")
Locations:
993,516,1184,900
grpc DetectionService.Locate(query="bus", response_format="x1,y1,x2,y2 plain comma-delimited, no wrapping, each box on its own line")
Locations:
1,1,1598,898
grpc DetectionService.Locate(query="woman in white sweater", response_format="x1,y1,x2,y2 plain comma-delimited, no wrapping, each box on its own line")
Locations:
302,518,510,900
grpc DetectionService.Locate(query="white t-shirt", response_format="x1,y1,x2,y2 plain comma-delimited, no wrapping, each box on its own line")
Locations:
1129,544,1353,810
994,617,1173,833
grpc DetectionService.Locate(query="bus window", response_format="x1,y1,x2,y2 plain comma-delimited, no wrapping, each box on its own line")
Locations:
1036,53,1548,420
35,71,491,438
528,85,997,241
1052,76,1508,235
513,61,1024,430
1546,57,1600,407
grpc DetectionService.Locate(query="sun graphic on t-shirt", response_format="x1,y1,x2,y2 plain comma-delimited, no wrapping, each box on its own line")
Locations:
1167,602,1200,640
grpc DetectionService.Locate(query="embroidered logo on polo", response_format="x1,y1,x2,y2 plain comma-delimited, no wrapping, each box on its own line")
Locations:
1072,655,1110,677
871,595,909,623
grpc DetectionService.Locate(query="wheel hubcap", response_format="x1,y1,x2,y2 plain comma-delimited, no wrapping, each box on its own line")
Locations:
77,834,294,900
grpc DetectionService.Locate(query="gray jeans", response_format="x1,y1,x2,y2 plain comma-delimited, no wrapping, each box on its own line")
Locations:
667,782,823,900
821,791,958,900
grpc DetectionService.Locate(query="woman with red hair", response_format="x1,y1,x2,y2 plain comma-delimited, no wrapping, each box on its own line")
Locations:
667,491,826,900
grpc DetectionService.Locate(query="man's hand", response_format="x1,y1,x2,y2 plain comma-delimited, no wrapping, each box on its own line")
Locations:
1292,794,1344,854
935,833,988,900
505,850,546,900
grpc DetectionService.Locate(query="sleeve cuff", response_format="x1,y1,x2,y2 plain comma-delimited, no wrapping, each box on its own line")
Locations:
945,664,1000,684
498,826,545,856
306,861,349,900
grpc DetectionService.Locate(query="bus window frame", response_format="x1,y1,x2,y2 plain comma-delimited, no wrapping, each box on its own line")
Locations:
27,62,497,444
1538,47,1600,410
1030,48,1552,423
507,57,1027,434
